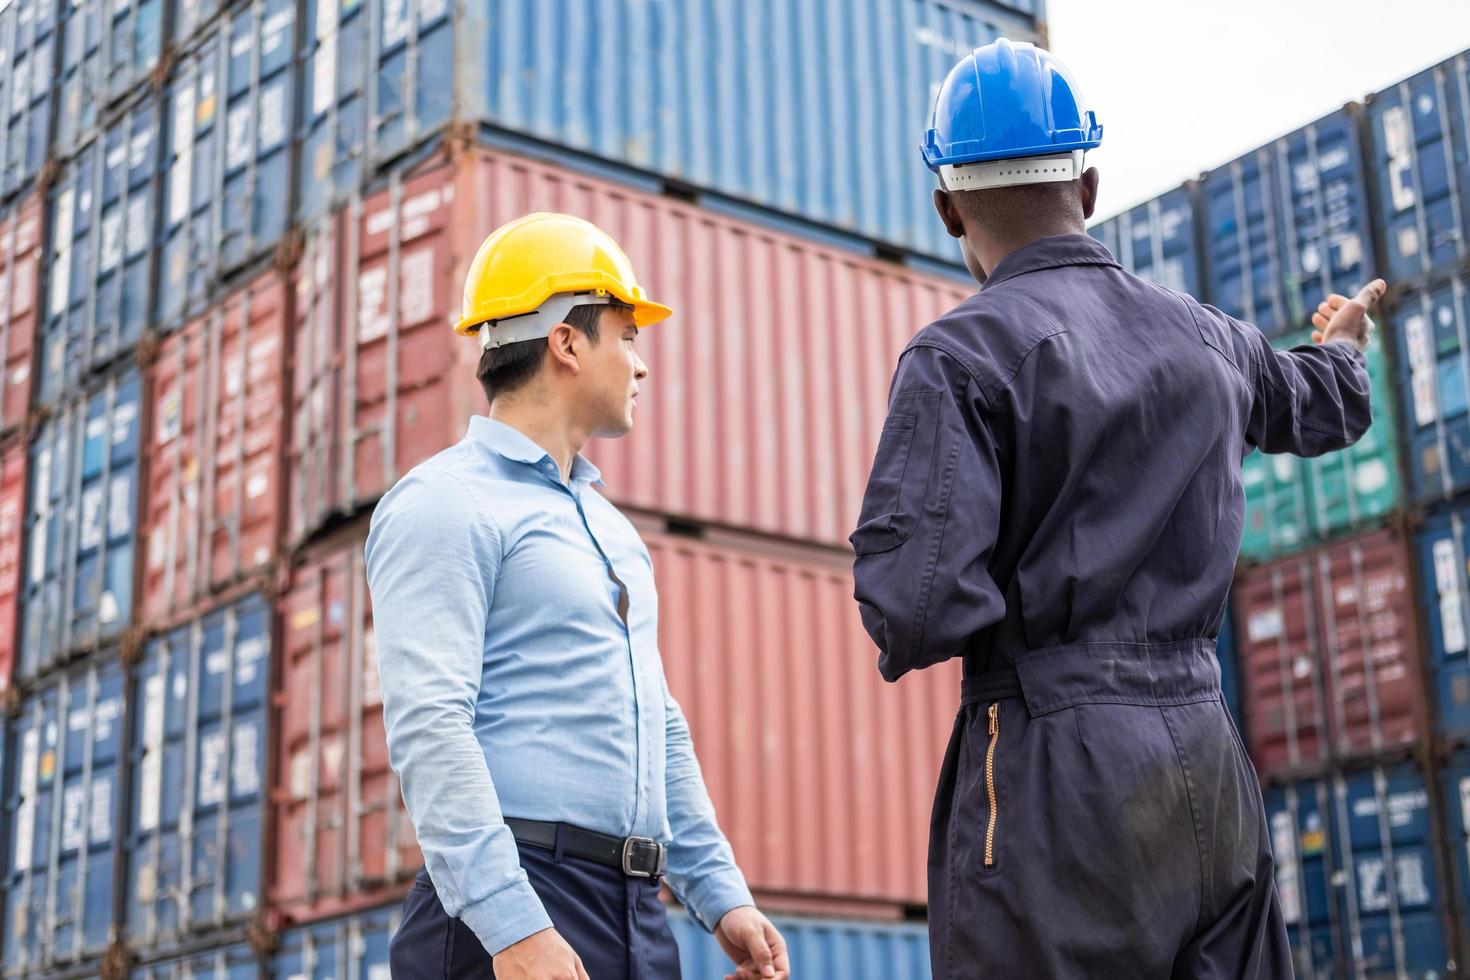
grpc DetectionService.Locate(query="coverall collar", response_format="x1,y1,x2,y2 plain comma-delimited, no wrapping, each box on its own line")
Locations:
980,233,1121,292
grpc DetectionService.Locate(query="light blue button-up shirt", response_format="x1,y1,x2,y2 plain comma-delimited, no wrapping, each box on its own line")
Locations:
364,416,753,955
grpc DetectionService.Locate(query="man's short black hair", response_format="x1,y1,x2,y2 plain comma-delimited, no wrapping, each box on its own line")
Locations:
475,300,631,404
947,179,1084,236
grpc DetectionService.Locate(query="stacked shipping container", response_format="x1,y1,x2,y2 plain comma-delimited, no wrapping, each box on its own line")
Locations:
0,2,1054,974
1088,48,1470,974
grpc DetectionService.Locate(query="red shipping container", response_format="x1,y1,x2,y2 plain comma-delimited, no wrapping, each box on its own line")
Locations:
142,270,288,626
1235,528,1425,776
288,145,972,550
270,520,959,924
0,192,42,436
0,439,24,692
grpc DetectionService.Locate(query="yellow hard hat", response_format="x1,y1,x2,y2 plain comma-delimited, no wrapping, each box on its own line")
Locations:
455,212,673,348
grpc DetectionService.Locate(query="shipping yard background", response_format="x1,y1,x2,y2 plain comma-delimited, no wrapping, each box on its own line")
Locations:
0,0,1463,977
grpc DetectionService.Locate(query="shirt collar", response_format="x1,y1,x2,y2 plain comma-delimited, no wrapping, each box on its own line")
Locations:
467,416,605,487
980,233,1120,292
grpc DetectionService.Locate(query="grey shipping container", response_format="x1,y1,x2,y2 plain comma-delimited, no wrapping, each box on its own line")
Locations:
157,0,295,330
1089,184,1203,297
39,99,164,408
0,0,57,201
123,592,269,958
298,0,1037,263
20,369,142,682
3,655,125,977
1201,108,1374,338
1366,49,1470,289
52,0,164,162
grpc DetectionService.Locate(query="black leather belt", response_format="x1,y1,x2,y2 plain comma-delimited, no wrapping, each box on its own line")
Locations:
505,818,668,879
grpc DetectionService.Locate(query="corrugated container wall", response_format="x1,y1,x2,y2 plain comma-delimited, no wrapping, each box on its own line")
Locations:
1233,528,1425,776
157,0,294,332
128,943,257,980
20,370,143,683
1239,332,1400,562
1201,108,1374,339
4,655,125,977
271,539,419,926
1395,277,1470,503
1266,763,1452,979
299,0,1037,264
141,270,288,625
1441,752,1470,960
0,440,26,691
123,593,270,958
52,0,163,162
1088,185,1202,296
272,522,958,921
288,146,971,551
1413,503,1470,739
1366,51,1470,289
1217,600,1243,735
0,0,57,202
668,910,932,980
0,189,41,436
269,905,398,978
39,100,163,408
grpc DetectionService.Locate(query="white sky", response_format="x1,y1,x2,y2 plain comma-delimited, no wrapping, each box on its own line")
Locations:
1046,0,1470,223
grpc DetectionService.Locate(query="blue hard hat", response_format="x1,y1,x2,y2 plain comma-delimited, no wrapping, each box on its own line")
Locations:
922,37,1103,172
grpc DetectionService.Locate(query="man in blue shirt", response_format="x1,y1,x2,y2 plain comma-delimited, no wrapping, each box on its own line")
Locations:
853,41,1382,977
367,213,788,980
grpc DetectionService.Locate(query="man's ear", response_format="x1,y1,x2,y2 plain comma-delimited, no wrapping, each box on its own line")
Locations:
1080,167,1100,221
546,322,582,375
934,188,966,240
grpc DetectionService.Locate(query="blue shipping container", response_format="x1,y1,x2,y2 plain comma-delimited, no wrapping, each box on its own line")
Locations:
1090,185,1203,297
1367,50,1470,288
1202,108,1375,338
4,656,125,975
668,910,932,980
130,942,256,980
39,100,164,408
1396,277,1470,503
52,0,164,162
1267,764,1451,980
1216,600,1244,735
20,370,142,681
1441,751,1470,957
0,0,57,201
301,0,1036,262
157,0,294,329
270,905,397,979
124,593,270,956
1414,503,1470,737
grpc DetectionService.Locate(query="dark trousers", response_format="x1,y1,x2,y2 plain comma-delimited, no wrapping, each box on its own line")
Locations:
929,641,1294,979
389,842,683,979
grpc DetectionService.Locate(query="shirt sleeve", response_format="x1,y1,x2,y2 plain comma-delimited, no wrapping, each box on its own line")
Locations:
1239,322,1373,456
660,674,755,932
850,345,1006,682
365,470,553,955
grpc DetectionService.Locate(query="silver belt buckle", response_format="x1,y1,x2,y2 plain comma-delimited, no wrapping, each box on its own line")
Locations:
621,836,666,878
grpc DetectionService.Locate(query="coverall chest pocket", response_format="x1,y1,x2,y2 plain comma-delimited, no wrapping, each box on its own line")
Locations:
852,391,942,555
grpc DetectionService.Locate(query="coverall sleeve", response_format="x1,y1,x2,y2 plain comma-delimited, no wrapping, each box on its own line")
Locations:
850,345,1006,682
660,675,755,932
1241,325,1373,457
364,472,553,956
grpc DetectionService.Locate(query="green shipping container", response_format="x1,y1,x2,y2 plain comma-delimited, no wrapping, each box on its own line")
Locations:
1239,333,1400,563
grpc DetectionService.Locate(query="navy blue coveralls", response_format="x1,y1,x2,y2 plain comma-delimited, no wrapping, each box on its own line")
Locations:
852,234,1371,979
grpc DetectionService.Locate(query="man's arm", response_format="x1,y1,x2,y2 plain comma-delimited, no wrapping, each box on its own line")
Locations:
850,346,1006,681
1240,280,1383,457
365,472,553,955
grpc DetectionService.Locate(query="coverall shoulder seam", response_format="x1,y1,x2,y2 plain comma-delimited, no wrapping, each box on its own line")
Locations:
1177,290,1253,395
905,323,1065,412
